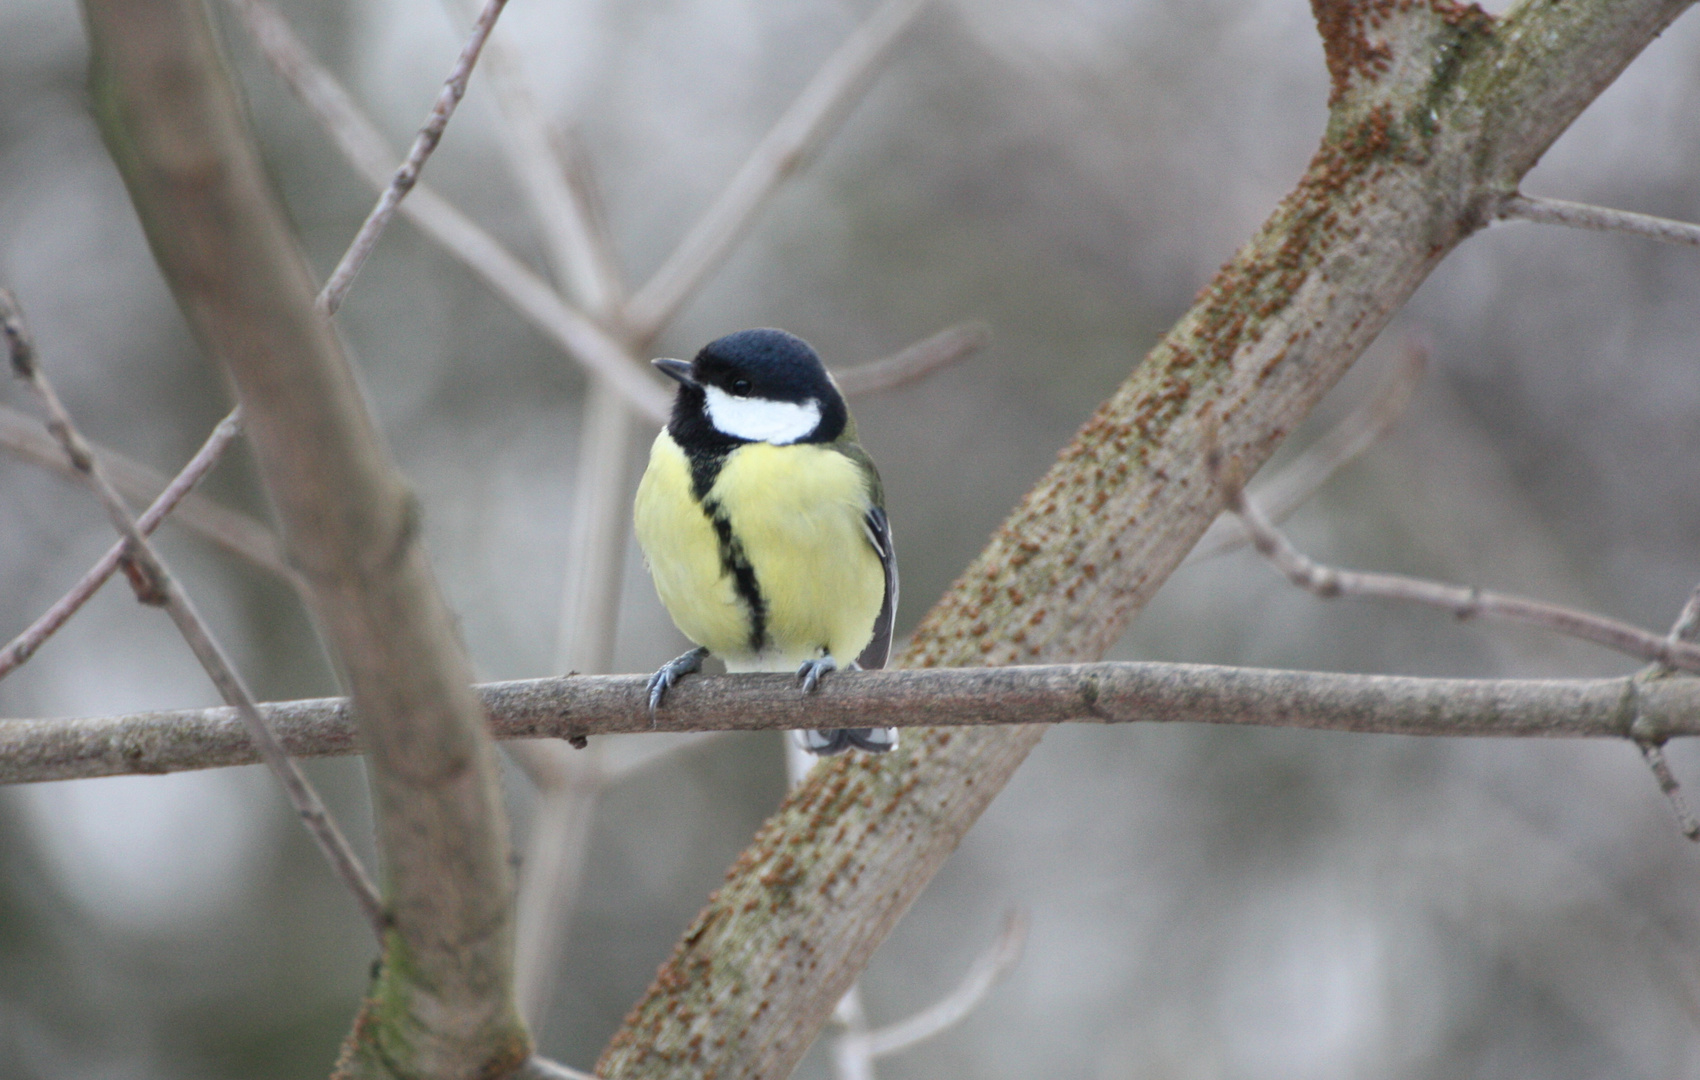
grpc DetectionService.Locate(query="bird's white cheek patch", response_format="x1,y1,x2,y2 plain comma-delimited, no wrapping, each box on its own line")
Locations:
704,387,822,444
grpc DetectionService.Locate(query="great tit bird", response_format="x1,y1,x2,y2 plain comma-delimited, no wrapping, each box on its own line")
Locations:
634,328,898,755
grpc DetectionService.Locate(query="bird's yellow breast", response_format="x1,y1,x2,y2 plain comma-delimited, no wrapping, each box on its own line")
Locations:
634,432,884,670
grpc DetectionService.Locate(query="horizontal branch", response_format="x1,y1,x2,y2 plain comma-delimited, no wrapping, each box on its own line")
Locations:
5,661,1695,785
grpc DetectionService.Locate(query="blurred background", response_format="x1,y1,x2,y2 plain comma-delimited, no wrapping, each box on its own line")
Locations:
3,0,1700,1076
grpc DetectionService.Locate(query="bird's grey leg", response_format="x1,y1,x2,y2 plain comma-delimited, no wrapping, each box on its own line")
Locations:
648,646,710,718
796,653,838,694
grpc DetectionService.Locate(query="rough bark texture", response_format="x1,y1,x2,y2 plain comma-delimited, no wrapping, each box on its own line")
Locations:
11,664,1700,785
595,1,1696,1076
77,0,528,1075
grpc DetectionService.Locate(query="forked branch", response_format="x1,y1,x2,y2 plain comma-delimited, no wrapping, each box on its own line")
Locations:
3,289,384,933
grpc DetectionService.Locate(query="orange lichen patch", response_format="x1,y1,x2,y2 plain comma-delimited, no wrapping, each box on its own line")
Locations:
1313,0,1494,108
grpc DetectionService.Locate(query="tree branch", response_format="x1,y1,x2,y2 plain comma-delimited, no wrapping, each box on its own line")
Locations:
832,322,991,396
455,0,625,314
317,0,510,314
1187,337,1424,563
227,0,671,421
1211,443,1700,674
2,289,384,933
855,909,1027,1061
0,401,294,582
594,3,1699,1075
0,407,256,680
1498,193,1700,247
9,661,1700,786
78,0,528,1073
621,0,932,340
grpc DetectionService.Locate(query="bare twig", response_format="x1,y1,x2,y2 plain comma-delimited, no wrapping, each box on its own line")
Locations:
453,0,625,312
1189,338,1425,563
622,0,932,340
1636,741,1700,840
0,407,250,680
0,402,293,582
551,382,637,677
86,0,526,1063
1629,581,1700,839
509,740,606,1027
317,0,510,313
1499,193,1700,248
449,3,645,1031
13,662,1700,785
515,1057,599,1080
1668,586,1700,651
228,0,669,420
831,985,875,1080
1209,445,1700,675
2,290,384,934
856,909,1027,1060
511,381,635,1029
832,321,991,396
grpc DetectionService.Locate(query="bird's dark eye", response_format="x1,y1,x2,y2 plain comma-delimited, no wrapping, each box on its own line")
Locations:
730,378,752,397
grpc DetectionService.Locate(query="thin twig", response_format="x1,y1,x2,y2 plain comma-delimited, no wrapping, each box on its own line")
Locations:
1668,586,1700,651
317,0,511,314
0,402,293,583
1208,444,1700,675
856,909,1027,1060
227,0,669,419
832,322,991,396
0,408,249,680
514,1057,599,1080
1,290,384,935
450,3,644,1030
453,0,625,312
1637,741,1700,840
13,663,1700,785
622,0,933,340
509,740,606,1027
1499,193,1700,248
1631,581,1700,840
830,983,875,1080
1189,338,1425,563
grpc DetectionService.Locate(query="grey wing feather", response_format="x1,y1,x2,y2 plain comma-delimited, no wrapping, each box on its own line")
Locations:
855,506,898,670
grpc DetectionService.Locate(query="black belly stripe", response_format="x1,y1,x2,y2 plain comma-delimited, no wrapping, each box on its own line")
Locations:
701,495,767,654
688,446,768,652
687,448,727,503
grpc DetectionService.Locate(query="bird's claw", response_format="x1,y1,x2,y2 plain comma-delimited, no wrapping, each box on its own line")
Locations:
796,655,837,694
647,646,709,724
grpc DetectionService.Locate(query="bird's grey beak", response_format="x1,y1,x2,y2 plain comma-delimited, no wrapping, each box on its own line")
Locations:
653,358,696,387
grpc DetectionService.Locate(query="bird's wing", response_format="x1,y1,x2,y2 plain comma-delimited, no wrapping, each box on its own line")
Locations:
855,505,898,671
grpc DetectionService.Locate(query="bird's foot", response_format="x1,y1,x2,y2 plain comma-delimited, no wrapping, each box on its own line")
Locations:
796,727,899,756
796,654,838,694
647,646,709,722
793,656,896,753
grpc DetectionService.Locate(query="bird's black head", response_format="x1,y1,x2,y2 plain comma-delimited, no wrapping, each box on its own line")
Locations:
656,328,847,450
